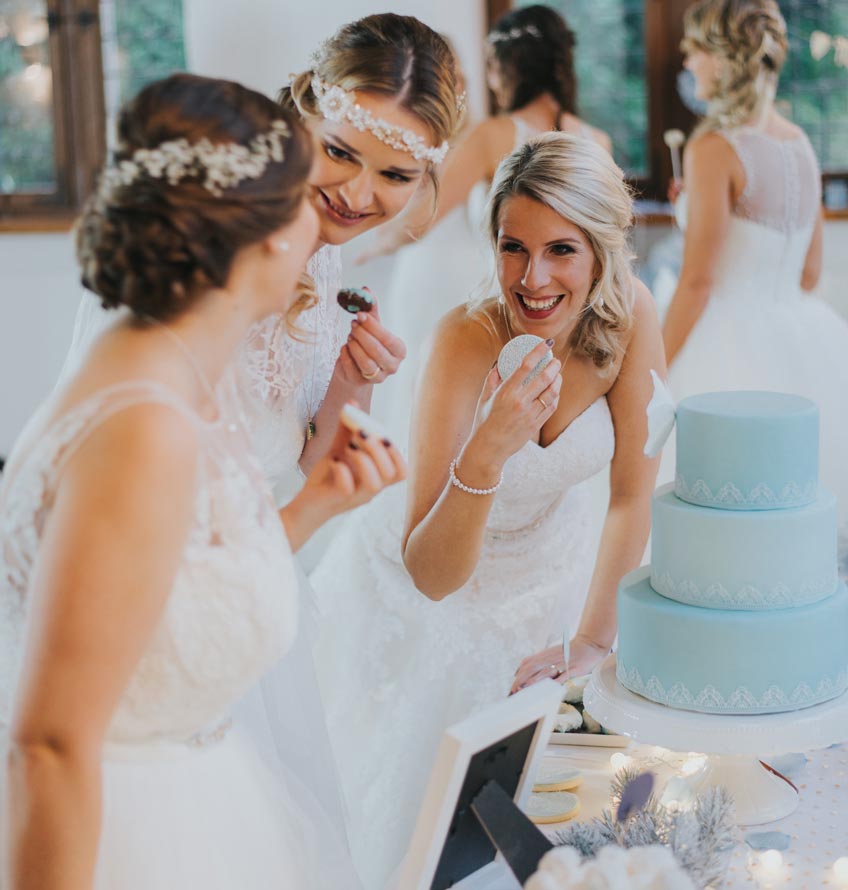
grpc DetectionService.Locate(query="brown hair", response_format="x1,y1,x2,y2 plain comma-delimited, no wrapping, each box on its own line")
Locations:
682,0,788,134
487,5,578,116
279,13,463,187
76,73,313,321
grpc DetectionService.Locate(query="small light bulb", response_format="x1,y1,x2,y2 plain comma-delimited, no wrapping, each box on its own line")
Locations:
610,752,631,771
760,849,783,875
833,856,848,885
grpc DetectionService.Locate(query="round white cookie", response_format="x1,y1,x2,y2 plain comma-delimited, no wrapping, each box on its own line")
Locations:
533,765,582,793
497,334,553,383
553,703,582,732
526,791,581,825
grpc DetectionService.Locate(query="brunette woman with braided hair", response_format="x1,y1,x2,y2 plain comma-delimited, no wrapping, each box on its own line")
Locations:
0,73,404,890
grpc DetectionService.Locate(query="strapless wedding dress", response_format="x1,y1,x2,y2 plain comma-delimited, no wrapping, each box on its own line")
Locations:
311,396,615,888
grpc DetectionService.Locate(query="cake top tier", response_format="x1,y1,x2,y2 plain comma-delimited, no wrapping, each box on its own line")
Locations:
675,391,819,511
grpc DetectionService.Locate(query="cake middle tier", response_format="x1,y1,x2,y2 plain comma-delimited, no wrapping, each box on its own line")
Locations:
618,567,848,715
651,483,837,610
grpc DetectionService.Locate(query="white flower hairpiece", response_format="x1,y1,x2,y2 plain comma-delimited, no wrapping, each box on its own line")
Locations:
487,24,542,43
98,119,291,200
310,75,450,165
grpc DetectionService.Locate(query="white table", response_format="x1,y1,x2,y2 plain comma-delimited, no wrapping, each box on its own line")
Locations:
536,740,848,889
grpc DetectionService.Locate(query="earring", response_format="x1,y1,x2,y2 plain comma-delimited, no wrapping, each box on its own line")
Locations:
276,240,291,252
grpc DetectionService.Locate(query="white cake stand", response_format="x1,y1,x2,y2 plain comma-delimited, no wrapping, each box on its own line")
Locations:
584,654,848,825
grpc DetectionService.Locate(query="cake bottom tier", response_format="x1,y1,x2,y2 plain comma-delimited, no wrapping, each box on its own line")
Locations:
617,567,848,715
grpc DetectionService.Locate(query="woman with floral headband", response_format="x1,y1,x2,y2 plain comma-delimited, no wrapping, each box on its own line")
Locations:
660,0,848,553
0,73,405,890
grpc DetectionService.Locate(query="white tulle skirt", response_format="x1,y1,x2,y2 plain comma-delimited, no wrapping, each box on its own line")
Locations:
2,728,359,889
664,290,848,560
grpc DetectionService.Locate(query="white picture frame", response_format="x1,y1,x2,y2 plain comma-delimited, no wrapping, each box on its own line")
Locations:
394,680,562,890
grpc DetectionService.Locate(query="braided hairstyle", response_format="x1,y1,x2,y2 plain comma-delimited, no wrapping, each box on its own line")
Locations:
682,0,788,134
487,4,578,117
76,73,312,321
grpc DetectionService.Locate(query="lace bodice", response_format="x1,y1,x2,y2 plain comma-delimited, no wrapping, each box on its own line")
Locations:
683,128,820,306
0,381,298,744
234,244,346,486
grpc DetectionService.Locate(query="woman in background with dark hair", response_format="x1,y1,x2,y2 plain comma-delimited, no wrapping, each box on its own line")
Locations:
367,4,612,442
0,73,403,890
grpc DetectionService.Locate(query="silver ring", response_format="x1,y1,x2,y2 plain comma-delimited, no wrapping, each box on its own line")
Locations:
361,365,382,380
548,663,562,677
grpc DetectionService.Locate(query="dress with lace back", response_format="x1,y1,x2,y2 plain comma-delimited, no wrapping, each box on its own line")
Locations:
310,396,616,888
666,127,848,554
0,379,357,888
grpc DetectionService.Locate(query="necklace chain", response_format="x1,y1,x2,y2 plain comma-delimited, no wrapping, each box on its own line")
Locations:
148,317,237,432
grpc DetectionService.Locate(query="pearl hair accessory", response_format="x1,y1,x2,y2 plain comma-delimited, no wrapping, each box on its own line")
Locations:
310,75,450,165
487,24,542,43
97,120,291,200
449,458,504,496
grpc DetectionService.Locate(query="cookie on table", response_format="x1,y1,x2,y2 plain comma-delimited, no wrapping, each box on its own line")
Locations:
526,791,581,825
533,765,582,793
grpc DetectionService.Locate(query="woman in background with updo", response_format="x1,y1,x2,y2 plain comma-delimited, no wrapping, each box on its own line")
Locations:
0,73,403,889
661,0,848,556
365,3,612,442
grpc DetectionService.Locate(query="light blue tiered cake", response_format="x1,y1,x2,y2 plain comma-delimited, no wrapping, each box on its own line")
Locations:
617,392,848,715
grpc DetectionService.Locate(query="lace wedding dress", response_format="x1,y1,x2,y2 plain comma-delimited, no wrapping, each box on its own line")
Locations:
310,396,615,888
0,379,359,887
665,128,848,553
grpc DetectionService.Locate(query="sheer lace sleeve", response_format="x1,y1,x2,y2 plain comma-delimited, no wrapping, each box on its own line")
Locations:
232,245,346,487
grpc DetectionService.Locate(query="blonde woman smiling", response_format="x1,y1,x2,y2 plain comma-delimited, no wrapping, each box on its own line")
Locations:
311,133,665,888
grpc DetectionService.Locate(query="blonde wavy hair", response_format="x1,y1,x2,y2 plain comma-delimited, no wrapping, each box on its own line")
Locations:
682,0,788,135
479,132,635,371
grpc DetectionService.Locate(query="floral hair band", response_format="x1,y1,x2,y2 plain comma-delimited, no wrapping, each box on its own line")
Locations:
97,119,292,200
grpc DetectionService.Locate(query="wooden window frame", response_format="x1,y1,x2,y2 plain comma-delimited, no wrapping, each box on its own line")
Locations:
0,0,106,232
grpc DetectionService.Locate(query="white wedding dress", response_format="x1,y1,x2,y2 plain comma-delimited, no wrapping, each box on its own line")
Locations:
310,396,615,888
57,246,357,852
0,378,359,887
665,127,848,552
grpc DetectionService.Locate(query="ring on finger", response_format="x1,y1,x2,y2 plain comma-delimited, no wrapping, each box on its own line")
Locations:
536,395,549,410
361,365,382,381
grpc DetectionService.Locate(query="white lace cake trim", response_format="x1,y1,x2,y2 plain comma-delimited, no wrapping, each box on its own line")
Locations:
617,662,848,713
651,570,836,610
674,474,817,509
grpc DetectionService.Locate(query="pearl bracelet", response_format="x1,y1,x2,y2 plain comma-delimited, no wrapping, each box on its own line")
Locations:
449,458,504,496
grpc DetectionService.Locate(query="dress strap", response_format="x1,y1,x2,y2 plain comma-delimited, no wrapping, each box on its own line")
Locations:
6,381,211,497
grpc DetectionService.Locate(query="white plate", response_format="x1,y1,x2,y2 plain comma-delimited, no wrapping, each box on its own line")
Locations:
549,730,630,748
